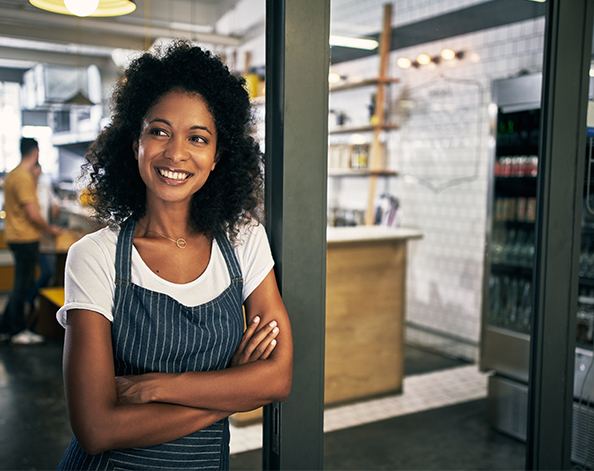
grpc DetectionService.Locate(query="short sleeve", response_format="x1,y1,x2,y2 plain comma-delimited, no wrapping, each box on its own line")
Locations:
236,223,275,301
56,231,117,327
14,171,37,205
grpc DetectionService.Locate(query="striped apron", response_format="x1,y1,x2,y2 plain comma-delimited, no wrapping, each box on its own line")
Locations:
57,218,244,470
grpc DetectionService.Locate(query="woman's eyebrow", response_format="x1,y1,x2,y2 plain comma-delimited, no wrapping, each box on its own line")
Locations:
190,125,213,135
148,118,212,135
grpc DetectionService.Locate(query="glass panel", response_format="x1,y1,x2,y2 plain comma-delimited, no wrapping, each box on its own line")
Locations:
325,0,548,469
572,54,594,468
488,105,539,337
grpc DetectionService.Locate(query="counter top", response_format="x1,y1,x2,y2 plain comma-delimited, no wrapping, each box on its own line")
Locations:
327,225,423,244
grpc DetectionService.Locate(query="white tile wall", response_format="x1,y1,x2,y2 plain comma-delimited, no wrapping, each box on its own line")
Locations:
328,0,545,361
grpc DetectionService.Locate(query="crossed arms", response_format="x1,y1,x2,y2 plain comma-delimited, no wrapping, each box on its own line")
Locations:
62,269,292,455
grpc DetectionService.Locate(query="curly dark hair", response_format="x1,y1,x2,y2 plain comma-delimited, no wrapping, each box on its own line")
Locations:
85,40,263,241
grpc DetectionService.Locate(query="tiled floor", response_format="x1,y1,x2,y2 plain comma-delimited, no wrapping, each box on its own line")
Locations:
229,364,488,454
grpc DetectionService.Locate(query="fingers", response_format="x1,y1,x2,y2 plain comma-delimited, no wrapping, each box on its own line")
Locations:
248,322,279,361
259,338,277,360
238,316,261,350
230,317,280,366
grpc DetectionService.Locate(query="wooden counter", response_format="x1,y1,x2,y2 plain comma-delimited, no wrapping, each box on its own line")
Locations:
231,225,422,426
325,226,422,405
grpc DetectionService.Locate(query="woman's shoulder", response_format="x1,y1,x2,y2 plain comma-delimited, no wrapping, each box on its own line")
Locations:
231,220,267,248
68,225,120,261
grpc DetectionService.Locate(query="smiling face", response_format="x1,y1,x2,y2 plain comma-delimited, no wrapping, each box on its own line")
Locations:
133,89,218,212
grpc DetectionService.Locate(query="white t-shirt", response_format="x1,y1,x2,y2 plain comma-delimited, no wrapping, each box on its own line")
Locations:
57,222,274,327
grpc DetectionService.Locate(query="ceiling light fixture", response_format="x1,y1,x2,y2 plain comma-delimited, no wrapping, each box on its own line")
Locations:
397,49,467,69
417,53,431,65
29,0,136,17
440,48,456,61
397,57,412,69
65,0,99,16
328,72,344,83
330,35,379,50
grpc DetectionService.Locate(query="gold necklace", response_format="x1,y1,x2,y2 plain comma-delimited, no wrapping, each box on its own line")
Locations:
137,221,188,249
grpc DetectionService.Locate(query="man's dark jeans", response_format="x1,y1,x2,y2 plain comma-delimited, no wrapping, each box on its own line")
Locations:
0,241,39,336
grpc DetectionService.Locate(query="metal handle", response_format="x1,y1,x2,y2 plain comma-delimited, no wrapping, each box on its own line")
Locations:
587,136,594,215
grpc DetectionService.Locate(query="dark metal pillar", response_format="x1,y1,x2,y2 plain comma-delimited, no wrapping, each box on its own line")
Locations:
527,0,594,468
263,0,330,469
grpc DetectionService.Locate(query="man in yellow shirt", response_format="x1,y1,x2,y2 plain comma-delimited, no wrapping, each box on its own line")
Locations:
0,138,60,344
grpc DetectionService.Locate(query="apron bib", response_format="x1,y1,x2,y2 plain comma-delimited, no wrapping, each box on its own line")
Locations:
58,218,244,470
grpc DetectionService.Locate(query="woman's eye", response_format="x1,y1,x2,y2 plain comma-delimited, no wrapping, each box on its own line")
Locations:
190,135,207,144
149,128,167,136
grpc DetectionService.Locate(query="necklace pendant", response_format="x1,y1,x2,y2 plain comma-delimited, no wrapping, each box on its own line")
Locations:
175,238,187,249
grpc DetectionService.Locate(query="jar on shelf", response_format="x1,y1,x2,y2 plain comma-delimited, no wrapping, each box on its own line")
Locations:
350,144,369,170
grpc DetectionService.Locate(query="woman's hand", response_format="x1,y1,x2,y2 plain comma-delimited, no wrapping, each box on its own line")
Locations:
115,373,161,404
229,316,279,367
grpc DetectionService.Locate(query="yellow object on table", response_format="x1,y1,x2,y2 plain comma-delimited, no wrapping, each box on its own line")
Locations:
39,287,65,307
38,287,65,340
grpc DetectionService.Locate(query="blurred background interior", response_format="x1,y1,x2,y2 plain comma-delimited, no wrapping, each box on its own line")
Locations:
0,0,592,469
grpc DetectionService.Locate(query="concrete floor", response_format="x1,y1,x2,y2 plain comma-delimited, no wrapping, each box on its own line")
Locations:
0,336,526,471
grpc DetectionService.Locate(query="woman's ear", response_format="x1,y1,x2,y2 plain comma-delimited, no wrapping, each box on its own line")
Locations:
132,140,139,160
211,148,221,171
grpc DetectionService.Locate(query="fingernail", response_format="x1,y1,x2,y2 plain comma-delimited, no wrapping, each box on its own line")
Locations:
253,316,260,323
271,339,277,346
272,327,279,334
269,320,277,328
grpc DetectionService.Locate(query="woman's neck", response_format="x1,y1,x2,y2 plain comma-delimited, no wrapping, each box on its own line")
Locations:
140,201,194,238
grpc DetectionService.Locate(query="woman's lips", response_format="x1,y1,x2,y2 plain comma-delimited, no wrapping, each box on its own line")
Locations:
157,168,192,181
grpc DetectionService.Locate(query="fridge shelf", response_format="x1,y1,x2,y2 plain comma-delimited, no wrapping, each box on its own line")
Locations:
579,277,594,288
491,262,533,278
493,220,535,229
581,223,594,235
494,177,537,197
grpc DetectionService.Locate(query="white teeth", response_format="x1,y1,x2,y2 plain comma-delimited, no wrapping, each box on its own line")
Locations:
159,169,189,180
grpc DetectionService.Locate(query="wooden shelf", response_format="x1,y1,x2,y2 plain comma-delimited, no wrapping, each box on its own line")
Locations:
329,123,400,134
328,169,398,177
330,77,400,92
328,3,395,226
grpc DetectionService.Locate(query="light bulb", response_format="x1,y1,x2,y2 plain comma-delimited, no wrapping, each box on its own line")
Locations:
64,0,99,16
397,57,411,69
441,49,456,61
328,72,342,84
417,53,431,65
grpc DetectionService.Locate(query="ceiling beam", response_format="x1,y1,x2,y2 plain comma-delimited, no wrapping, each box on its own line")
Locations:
0,5,242,52
0,45,112,70
0,19,145,51
330,0,546,64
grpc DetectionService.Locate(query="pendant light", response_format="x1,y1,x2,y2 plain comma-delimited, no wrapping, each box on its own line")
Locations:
29,0,136,17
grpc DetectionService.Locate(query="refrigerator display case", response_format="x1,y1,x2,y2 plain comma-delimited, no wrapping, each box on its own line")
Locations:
481,73,594,466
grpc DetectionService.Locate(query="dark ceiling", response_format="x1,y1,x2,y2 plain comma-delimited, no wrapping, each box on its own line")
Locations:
330,0,547,64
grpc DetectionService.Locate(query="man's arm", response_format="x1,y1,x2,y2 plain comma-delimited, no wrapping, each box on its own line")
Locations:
22,202,61,236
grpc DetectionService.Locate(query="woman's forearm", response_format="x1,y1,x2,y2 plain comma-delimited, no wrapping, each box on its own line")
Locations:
63,310,230,456
72,400,229,455
155,356,292,412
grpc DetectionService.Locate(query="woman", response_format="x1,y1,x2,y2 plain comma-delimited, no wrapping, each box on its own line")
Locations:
56,41,292,470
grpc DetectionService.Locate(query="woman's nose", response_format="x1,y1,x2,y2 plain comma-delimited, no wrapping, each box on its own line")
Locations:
164,137,187,162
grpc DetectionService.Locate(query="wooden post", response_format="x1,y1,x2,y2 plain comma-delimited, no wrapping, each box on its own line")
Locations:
365,3,393,225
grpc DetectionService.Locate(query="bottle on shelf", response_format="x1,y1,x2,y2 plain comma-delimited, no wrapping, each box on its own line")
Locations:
350,144,369,170
494,155,538,178
489,273,532,333
491,225,535,268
